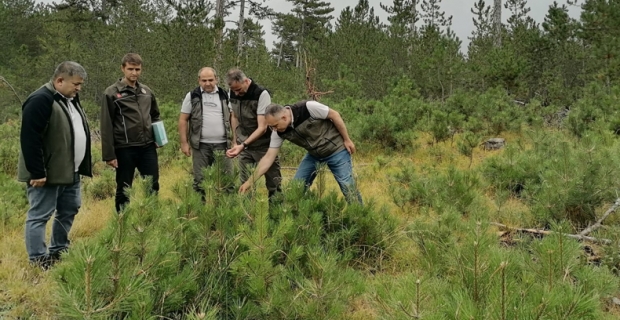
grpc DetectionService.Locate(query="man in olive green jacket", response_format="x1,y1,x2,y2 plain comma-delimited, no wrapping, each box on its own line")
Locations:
18,61,92,269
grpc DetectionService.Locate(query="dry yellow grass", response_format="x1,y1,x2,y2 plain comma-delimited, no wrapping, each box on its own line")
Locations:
0,164,197,318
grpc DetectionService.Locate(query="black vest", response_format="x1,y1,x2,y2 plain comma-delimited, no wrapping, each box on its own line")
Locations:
229,81,272,148
277,101,345,158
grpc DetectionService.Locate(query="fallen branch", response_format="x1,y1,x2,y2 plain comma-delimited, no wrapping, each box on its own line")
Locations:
280,163,370,170
579,198,620,237
491,222,613,245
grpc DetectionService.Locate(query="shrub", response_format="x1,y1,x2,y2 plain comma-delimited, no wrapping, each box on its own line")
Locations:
83,168,116,201
0,120,20,177
54,167,397,319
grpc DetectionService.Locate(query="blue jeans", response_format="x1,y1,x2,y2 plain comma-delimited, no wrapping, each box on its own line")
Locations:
293,149,362,204
24,173,81,261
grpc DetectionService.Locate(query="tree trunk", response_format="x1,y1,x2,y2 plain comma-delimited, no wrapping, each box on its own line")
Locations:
277,42,283,67
214,0,225,68
298,14,304,69
236,0,246,67
493,0,502,47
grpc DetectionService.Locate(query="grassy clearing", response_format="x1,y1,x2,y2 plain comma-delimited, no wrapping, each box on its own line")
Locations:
1,132,620,318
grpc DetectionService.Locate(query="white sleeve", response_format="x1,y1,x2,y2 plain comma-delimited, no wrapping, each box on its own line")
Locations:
269,130,284,148
306,100,329,119
180,92,192,114
257,90,272,115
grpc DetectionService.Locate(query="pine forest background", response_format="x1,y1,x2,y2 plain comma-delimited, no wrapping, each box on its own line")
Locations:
5,0,620,318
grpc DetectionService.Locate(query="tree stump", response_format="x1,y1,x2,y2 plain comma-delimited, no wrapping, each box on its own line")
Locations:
482,138,505,150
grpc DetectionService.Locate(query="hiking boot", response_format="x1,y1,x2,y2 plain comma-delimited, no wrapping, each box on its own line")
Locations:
30,255,54,271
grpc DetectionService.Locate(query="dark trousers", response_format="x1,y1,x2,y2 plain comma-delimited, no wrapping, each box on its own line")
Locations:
115,144,159,212
239,148,282,199
192,142,233,195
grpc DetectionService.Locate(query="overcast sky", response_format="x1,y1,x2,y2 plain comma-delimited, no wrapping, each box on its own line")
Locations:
260,0,582,50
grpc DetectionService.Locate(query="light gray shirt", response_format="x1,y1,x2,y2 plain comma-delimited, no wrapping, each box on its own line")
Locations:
257,90,271,115
181,88,227,144
269,101,330,149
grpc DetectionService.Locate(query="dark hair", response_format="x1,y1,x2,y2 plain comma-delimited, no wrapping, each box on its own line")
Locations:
51,61,87,81
225,68,247,85
122,53,143,66
265,103,285,117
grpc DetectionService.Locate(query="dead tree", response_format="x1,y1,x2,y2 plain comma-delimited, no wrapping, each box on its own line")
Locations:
493,0,501,47
303,53,333,101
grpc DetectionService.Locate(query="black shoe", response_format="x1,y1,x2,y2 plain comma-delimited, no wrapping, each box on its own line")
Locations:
30,255,54,271
48,248,67,264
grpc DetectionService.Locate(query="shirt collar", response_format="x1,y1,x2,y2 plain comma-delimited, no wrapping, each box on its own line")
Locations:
286,106,294,128
200,87,219,94
57,91,73,102
115,78,140,91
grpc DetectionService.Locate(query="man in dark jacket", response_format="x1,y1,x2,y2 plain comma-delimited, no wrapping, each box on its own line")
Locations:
239,101,362,204
18,61,92,269
101,53,161,212
178,67,233,198
225,69,281,201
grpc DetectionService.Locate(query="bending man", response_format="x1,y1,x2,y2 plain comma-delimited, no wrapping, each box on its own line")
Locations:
239,101,362,203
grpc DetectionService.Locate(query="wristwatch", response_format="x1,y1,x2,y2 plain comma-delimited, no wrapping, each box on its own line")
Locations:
242,141,248,149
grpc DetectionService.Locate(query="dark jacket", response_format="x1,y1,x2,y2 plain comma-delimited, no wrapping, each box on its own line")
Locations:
229,80,272,149
277,101,345,158
101,79,161,161
188,86,231,149
18,82,92,185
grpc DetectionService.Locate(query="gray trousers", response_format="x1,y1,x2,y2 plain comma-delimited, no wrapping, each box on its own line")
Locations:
239,148,282,197
192,142,233,194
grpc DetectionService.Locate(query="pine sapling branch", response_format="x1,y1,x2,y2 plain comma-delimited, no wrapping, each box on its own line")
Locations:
85,255,94,318
415,278,421,318
474,240,479,304
112,213,126,294
500,261,507,320
558,226,564,278
547,250,554,290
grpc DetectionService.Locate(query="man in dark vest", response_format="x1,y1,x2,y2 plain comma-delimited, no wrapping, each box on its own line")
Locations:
239,101,362,204
18,61,92,269
225,69,282,200
178,67,232,198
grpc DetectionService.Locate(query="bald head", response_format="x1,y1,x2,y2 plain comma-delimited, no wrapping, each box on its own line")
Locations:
198,67,217,78
197,67,218,92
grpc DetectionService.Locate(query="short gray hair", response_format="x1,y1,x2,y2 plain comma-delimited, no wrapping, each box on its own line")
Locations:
226,68,247,85
198,67,217,78
52,61,87,81
265,103,285,118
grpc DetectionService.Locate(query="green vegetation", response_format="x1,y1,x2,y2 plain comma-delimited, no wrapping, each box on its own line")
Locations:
3,0,620,318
